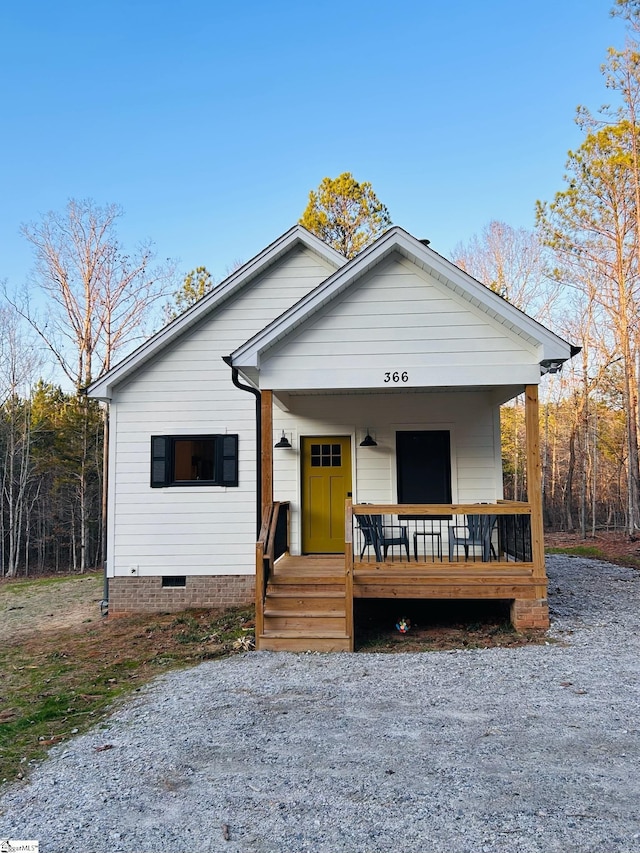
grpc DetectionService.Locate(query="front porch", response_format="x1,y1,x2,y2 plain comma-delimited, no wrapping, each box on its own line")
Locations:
256,498,548,652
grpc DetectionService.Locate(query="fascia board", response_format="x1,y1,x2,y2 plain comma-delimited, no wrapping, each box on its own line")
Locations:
87,225,345,399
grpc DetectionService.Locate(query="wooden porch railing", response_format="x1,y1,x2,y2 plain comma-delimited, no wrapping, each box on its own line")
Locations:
255,501,290,640
348,500,539,568
345,499,546,623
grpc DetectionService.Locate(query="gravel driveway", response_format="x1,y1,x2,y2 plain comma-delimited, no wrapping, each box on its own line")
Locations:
1,554,639,853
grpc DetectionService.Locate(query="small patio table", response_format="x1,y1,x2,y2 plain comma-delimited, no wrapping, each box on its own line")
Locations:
413,530,442,561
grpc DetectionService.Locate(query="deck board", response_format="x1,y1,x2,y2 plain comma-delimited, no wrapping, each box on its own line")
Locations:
271,553,539,599
272,554,344,577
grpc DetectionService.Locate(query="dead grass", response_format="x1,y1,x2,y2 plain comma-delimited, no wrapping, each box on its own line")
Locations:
0,605,254,787
545,530,640,571
0,572,103,643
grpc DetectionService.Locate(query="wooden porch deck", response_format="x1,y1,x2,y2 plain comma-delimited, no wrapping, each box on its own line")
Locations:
352,559,537,599
272,553,537,598
271,554,344,579
258,553,541,652
256,499,549,652
272,554,534,598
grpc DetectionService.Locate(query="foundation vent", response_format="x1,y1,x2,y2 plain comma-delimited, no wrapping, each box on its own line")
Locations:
162,576,187,588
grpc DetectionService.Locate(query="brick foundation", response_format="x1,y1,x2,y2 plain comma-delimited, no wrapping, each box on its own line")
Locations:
510,598,549,630
107,575,255,615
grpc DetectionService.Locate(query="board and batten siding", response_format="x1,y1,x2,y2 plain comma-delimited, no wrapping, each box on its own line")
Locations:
259,253,543,390
272,391,500,556
108,246,337,578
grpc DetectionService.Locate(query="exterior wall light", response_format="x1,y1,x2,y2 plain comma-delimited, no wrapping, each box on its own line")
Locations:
274,430,292,448
359,430,377,447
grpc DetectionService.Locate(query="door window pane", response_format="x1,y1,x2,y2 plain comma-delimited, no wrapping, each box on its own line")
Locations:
311,442,342,467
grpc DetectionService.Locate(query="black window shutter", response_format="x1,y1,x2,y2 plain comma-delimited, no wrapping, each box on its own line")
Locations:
219,435,238,487
151,436,170,487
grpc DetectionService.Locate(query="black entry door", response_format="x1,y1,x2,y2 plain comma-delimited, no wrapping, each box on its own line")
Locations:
396,431,452,512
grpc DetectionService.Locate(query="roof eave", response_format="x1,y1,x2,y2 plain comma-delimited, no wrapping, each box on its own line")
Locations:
87,225,345,399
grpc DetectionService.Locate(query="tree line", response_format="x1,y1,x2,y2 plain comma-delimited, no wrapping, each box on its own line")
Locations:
537,0,640,536
3,2,640,576
0,201,175,577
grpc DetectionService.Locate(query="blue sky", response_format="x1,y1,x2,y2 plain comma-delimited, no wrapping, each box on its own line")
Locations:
0,0,628,288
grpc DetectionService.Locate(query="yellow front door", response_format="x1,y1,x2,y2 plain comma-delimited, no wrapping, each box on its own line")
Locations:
301,437,352,553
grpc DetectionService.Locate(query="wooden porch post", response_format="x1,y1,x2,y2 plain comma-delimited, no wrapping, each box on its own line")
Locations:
344,497,354,652
261,390,273,518
524,384,546,597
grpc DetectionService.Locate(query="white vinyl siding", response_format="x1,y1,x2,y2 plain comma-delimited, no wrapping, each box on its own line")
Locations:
107,247,336,578
259,254,542,390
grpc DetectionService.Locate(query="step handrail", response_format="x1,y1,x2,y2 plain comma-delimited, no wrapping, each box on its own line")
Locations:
256,501,290,641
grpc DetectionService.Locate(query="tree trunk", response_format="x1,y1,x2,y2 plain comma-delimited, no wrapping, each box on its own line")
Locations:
565,427,576,532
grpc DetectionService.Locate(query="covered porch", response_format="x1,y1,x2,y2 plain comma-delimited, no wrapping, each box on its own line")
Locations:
255,386,548,652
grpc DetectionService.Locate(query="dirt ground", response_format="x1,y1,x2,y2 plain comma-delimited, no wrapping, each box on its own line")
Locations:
545,529,640,565
0,572,103,643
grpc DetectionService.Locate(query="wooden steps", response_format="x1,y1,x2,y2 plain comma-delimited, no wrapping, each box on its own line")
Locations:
259,633,351,652
258,555,351,652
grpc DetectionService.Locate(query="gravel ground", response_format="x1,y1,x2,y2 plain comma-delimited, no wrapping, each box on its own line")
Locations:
1,554,639,853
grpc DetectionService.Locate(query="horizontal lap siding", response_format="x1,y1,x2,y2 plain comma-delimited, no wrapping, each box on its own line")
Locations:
262,254,539,386
273,391,499,555
110,247,336,578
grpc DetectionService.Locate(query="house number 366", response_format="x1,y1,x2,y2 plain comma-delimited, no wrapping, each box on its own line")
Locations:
384,371,409,383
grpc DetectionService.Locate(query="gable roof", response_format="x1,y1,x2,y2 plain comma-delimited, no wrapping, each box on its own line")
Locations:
230,226,577,377
87,225,346,399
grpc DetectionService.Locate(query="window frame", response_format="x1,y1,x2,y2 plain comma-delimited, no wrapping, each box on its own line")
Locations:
150,434,239,488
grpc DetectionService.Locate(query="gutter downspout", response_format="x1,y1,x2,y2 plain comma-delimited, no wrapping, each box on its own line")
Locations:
101,401,109,616
223,357,262,537
81,388,110,617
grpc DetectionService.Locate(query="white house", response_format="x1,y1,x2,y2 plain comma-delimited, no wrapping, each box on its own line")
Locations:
88,225,577,651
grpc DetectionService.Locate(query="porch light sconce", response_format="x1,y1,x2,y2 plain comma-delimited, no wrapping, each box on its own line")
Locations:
359,430,377,447
274,430,292,449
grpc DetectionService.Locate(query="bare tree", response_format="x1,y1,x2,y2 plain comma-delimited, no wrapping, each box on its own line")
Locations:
10,200,176,571
0,305,41,576
451,221,558,321
18,199,176,390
